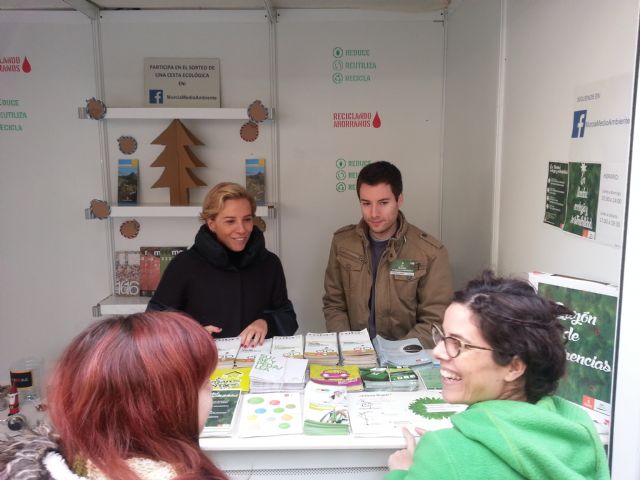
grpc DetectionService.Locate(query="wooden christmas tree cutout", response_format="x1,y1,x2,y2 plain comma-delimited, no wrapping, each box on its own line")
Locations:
150,119,207,206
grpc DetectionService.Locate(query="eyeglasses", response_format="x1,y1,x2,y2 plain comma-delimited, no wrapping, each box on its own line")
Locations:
431,325,495,358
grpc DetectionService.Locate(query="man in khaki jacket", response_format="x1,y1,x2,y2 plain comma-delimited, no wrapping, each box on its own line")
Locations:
323,161,453,348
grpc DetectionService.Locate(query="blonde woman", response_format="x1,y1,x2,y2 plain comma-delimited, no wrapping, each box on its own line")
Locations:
149,182,297,347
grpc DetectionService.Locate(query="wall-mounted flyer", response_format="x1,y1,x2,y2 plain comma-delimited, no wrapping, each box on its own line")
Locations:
529,271,618,444
144,57,220,107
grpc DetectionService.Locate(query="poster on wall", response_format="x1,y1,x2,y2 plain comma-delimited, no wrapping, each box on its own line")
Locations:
563,162,601,239
548,75,632,247
529,272,617,442
543,162,568,228
144,57,220,107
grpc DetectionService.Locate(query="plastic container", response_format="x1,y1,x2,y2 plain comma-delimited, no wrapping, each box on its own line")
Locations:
9,357,43,403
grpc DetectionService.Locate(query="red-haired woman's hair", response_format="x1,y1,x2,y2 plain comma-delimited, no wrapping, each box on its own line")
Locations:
48,312,227,480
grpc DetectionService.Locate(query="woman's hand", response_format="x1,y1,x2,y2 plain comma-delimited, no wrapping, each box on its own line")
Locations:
239,319,268,347
387,427,417,471
204,325,223,336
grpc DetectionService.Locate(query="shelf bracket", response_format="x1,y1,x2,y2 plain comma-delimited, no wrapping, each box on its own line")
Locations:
62,0,99,20
263,0,277,24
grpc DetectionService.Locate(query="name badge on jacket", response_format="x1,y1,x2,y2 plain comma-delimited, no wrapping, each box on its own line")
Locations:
390,259,418,277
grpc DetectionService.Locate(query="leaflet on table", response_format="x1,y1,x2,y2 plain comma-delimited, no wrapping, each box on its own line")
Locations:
214,337,241,368
308,364,363,392
271,335,305,358
338,329,378,367
347,391,466,437
304,332,339,358
373,335,432,367
303,382,350,435
200,389,241,437
249,353,308,392
210,367,251,392
237,392,303,437
236,339,273,366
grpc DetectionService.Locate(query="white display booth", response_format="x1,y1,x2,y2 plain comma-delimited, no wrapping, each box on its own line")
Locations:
1,1,639,478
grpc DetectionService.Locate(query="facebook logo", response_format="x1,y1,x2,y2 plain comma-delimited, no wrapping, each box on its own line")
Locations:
149,89,164,104
572,110,587,138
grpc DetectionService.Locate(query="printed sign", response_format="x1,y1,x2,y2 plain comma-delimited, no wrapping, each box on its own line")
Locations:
144,57,220,107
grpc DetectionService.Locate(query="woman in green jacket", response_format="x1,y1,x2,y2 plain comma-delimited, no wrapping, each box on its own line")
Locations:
387,270,610,480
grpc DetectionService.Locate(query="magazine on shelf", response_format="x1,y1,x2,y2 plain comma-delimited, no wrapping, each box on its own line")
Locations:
245,158,266,205
139,246,186,297
114,251,140,296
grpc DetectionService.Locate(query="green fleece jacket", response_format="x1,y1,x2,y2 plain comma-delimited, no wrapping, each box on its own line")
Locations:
385,396,609,480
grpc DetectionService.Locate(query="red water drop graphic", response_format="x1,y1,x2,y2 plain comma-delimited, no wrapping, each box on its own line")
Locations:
22,57,31,73
372,111,381,128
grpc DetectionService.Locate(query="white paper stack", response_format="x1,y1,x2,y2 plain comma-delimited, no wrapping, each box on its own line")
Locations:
373,335,432,367
304,332,340,365
215,336,242,369
270,334,305,358
249,352,308,393
235,338,273,367
338,329,378,367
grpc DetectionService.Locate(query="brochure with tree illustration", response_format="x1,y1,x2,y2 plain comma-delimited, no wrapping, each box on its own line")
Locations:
529,272,617,439
347,391,466,437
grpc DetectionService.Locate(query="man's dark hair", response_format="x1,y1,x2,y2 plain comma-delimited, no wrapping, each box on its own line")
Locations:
356,161,403,200
454,270,572,403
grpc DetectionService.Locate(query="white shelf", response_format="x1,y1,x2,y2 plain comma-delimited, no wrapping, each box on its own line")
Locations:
89,204,273,218
78,106,273,120
94,295,149,316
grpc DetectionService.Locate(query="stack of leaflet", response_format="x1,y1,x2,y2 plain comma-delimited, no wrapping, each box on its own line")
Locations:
235,338,273,368
215,337,242,369
210,367,251,392
200,389,242,437
303,382,350,435
359,367,419,391
412,361,443,390
373,335,432,367
271,334,305,358
309,364,364,392
249,353,308,393
304,332,340,365
338,329,378,367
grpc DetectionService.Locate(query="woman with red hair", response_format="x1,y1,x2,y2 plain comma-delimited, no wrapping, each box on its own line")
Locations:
4,312,228,479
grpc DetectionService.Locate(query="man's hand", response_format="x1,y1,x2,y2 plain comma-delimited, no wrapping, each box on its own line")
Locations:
387,427,418,471
239,319,268,347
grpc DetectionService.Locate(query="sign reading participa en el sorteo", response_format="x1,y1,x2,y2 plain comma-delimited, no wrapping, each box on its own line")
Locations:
144,58,220,107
